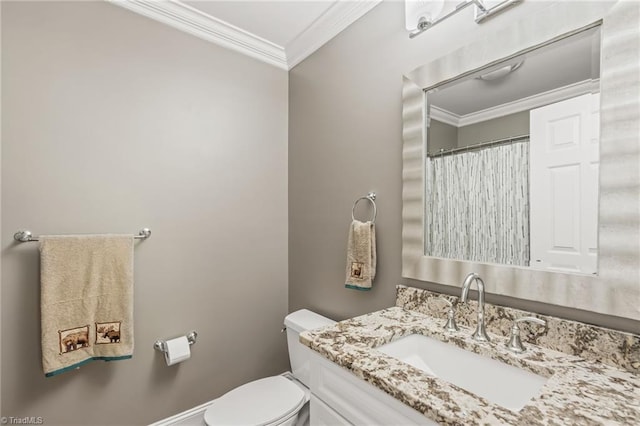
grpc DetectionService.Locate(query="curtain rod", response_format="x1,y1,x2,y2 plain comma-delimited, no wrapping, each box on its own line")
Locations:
427,134,529,158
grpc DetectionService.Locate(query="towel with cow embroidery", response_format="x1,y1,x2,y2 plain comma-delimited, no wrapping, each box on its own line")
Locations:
40,235,134,377
345,220,376,290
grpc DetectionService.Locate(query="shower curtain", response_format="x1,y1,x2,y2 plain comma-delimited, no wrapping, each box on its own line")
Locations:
425,140,530,266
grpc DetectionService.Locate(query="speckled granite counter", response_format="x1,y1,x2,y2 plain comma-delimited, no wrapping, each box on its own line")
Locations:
300,306,640,425
395,285,640,374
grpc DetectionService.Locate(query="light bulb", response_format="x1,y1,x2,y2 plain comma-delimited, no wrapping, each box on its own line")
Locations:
405,0,445,31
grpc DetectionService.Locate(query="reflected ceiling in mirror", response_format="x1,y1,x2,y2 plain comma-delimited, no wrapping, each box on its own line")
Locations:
427,27,600,125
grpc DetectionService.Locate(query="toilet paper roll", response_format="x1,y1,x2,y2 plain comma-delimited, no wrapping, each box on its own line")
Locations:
164,336,191,366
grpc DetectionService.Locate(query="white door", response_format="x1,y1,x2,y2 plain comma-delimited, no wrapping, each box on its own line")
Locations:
529,93,599,274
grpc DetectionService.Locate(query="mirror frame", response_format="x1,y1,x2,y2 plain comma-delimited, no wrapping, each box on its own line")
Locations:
401,1,640,321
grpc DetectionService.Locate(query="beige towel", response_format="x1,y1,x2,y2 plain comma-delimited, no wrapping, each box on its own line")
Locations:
345,220,376,290
40,235,134,377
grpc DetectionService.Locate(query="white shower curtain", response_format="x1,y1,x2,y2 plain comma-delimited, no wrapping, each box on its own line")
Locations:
425,140,530,266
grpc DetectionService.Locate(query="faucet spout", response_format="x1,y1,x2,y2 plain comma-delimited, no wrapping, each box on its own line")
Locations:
460,273,491,342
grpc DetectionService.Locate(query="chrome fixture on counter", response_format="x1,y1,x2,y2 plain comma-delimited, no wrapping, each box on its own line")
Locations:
440,297,459,332
505,317,547,353
460,272,490,342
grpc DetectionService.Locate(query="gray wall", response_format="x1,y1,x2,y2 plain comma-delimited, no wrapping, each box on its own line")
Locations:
289,0,640,333
429,111,529,155
1,2,288,425
457,110,529,147
427,120,457,154
289,0,533,321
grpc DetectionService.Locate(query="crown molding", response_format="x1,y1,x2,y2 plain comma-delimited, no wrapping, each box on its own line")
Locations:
431,79,599,127
285,0,382,69
429,106,459,127
107,0,288,70
107,0,382,70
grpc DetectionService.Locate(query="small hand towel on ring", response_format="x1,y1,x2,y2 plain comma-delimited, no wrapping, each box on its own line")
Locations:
345,220,376,290
40,235,134,377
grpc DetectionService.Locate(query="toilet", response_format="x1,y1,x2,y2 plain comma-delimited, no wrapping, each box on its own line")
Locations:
203,309,335,426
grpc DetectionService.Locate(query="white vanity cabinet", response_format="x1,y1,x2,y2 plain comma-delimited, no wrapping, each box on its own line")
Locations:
308,351,437,426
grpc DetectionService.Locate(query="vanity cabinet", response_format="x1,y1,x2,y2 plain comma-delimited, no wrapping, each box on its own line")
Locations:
310,395,351,426
308,351,436,426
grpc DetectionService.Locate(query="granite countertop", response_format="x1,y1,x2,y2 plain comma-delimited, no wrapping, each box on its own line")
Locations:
300,307,640,425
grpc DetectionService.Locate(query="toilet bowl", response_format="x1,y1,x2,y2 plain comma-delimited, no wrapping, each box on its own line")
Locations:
203,309,334,426
203,375,306,426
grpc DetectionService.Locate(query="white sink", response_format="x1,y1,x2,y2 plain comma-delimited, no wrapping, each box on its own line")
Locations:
375,334,549,412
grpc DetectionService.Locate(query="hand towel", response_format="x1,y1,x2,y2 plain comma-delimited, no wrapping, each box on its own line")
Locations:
40,235,134,377
345,220,376,290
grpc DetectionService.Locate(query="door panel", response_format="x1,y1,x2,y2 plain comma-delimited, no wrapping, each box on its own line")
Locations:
530,93,599,274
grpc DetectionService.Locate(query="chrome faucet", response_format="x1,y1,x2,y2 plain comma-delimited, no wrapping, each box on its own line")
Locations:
460,273,491,342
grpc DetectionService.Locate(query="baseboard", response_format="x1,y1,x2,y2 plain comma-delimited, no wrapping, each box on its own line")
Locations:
148,400,213,426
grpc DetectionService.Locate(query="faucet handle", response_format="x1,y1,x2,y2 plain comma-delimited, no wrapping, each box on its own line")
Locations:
439,296,454,308
439,297,459,332
505,316,546,353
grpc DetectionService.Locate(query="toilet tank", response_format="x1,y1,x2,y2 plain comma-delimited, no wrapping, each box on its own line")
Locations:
284,309,335,387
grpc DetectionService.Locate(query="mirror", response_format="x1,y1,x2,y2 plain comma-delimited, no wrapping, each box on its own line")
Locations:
424,26,601,274
401,1,640,321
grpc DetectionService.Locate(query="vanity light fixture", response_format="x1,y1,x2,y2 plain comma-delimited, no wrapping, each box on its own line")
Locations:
406,0,523,39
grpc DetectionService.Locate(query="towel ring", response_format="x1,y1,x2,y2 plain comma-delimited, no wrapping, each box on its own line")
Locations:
351,192,377,224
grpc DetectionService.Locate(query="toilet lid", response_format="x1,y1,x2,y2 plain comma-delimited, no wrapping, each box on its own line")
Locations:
204,376,305,426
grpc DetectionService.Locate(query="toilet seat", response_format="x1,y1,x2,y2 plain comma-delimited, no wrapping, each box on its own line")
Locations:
204,376,305,426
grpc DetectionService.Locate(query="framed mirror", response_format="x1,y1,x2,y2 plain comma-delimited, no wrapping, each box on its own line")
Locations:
401,1,640,321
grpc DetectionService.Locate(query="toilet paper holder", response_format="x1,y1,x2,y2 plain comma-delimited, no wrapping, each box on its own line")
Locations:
154,331,198,353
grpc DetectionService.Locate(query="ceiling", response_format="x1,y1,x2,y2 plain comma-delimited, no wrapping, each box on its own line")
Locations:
183,1,335,47
108,0,382,70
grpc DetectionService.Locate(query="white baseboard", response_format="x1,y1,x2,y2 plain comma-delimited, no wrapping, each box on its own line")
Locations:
148,400,213,426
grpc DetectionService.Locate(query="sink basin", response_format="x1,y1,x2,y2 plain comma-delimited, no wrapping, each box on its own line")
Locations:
375,334,549,412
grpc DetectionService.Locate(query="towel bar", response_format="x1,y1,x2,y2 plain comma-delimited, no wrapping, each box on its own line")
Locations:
13,228,152,242
352,192,377,224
